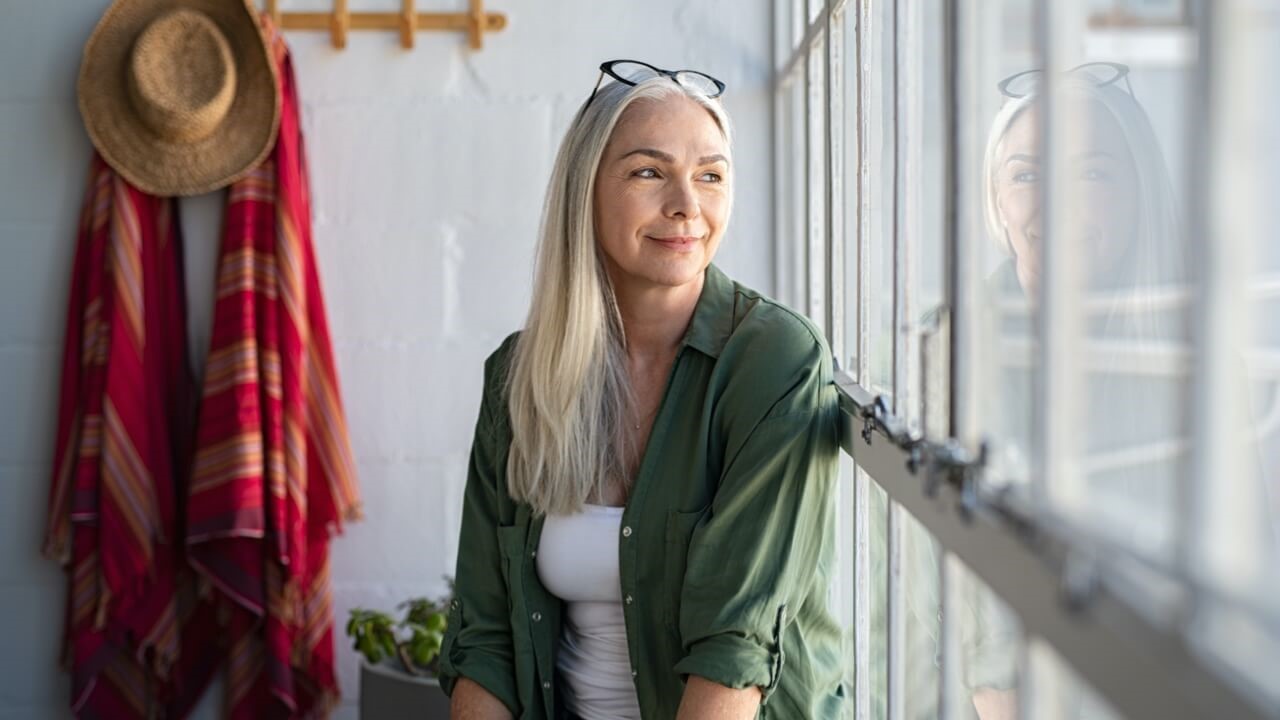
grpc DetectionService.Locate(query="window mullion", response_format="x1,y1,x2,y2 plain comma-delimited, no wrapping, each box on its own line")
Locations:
853,1,874,718
807,38,829,332
1039,0,1087,522
887,0,908,716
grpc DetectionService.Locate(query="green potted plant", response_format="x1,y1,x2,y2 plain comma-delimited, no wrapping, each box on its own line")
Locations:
347,578,454,718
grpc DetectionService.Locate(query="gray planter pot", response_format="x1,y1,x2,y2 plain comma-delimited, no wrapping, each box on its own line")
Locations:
359,660,450,719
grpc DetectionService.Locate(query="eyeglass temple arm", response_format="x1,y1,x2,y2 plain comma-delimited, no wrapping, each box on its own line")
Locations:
586,69,606,107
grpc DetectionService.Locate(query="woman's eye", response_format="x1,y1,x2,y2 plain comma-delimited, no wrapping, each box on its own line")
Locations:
633,168,659,179
1080,167,1112,182
700,172,723,183
1012,170,1039,184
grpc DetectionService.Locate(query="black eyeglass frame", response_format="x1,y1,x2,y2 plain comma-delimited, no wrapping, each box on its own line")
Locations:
584,59,727,110
997,61,1135,101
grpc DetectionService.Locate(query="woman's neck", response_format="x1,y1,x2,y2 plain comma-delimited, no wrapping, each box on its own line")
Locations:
612,269,705,364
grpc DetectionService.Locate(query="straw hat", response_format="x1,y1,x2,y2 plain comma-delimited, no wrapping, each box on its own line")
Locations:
78,0,281,197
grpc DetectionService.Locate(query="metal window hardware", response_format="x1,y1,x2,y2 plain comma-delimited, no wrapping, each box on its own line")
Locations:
842,374,989,520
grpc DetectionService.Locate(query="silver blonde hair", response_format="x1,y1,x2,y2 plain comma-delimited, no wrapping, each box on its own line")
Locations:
505,75,733,517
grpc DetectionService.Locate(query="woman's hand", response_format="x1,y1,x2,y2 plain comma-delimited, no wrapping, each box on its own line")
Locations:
450,676,515,720
675,675,763,719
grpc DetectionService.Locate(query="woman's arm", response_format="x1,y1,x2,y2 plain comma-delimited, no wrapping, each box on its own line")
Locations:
672,322,841,711
450,677,516,720
438,337,522,715
676,675,762,720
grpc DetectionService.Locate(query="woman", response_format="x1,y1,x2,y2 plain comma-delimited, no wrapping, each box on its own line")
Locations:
438,61,847,719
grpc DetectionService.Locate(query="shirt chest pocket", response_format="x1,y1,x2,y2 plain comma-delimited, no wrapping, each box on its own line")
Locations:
663,506,709,631
496,523,544,718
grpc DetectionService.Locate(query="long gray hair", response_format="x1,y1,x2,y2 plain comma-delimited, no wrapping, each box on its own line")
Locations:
504,74,733,517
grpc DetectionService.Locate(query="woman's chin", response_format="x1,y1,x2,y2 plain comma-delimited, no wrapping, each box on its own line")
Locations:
635,254,707,288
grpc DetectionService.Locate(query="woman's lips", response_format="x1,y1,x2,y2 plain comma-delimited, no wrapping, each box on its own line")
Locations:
647,235,699,252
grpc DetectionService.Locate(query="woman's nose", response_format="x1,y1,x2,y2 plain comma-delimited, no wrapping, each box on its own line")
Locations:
663,179,701,219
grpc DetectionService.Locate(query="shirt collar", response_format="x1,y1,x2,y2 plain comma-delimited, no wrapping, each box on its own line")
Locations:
680,262,736,359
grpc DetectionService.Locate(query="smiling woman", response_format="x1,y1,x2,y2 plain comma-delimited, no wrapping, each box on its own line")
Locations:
437,61,849,720
593,96,733,331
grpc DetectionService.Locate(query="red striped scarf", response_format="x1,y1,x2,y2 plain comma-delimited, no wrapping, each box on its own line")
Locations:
44,154,194,717
47,19,360,719
183,24,362,719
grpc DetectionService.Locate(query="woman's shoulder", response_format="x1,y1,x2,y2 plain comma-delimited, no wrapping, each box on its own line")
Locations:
477,330,522,407
709,274,834,422
723,278,831,373
484,330,522,372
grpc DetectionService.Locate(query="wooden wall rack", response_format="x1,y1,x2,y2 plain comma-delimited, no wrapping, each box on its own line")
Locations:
263,0,506,50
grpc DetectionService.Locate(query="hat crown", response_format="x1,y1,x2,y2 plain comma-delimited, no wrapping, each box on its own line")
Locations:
127,9,236,143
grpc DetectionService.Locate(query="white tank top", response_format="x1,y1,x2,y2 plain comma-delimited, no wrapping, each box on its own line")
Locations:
535,504,643,720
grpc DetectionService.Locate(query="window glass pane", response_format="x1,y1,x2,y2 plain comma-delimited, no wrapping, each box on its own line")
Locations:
1191,0,1280,705
901,0,950,437
834,453,858,704
961,0,1039,484
947,557,1024,720
1041,2,1196,562
840,5,860,377
775,0,794,70
867,478,889,720
863,0,896,396
777,72,807,311
793,0,806,48
808,38,830,331
899,511,941,720
790,74,807,311
829,7,851,370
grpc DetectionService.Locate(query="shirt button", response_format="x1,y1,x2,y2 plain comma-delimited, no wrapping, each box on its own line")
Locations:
543,680,551,690
625,594,633,605
631,669,638,678
621,526,632,538
531,611,542,622
531,549,537,558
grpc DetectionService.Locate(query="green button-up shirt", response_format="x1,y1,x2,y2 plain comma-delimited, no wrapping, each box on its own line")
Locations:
439,263,849,719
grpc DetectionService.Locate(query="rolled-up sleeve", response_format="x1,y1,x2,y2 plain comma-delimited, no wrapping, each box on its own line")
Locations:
673,334,840,706
437,353,520,715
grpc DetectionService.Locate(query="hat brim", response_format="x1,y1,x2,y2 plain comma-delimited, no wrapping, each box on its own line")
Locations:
78,0,281,197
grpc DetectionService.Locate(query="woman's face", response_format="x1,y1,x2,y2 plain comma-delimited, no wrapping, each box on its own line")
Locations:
593,94,732,293
994,99,1139,297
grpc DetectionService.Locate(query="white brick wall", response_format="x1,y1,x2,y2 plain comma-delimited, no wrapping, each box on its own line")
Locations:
0,1,773,717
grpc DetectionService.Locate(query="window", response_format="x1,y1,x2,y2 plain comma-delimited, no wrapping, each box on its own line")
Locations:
773,1,1280,718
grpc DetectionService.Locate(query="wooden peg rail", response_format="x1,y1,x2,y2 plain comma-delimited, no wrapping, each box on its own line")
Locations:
263,0,507,50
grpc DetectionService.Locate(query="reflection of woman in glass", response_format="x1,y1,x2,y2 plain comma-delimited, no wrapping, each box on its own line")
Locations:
983,62,1185,305
920,62,1190,720
981,60,1191,535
